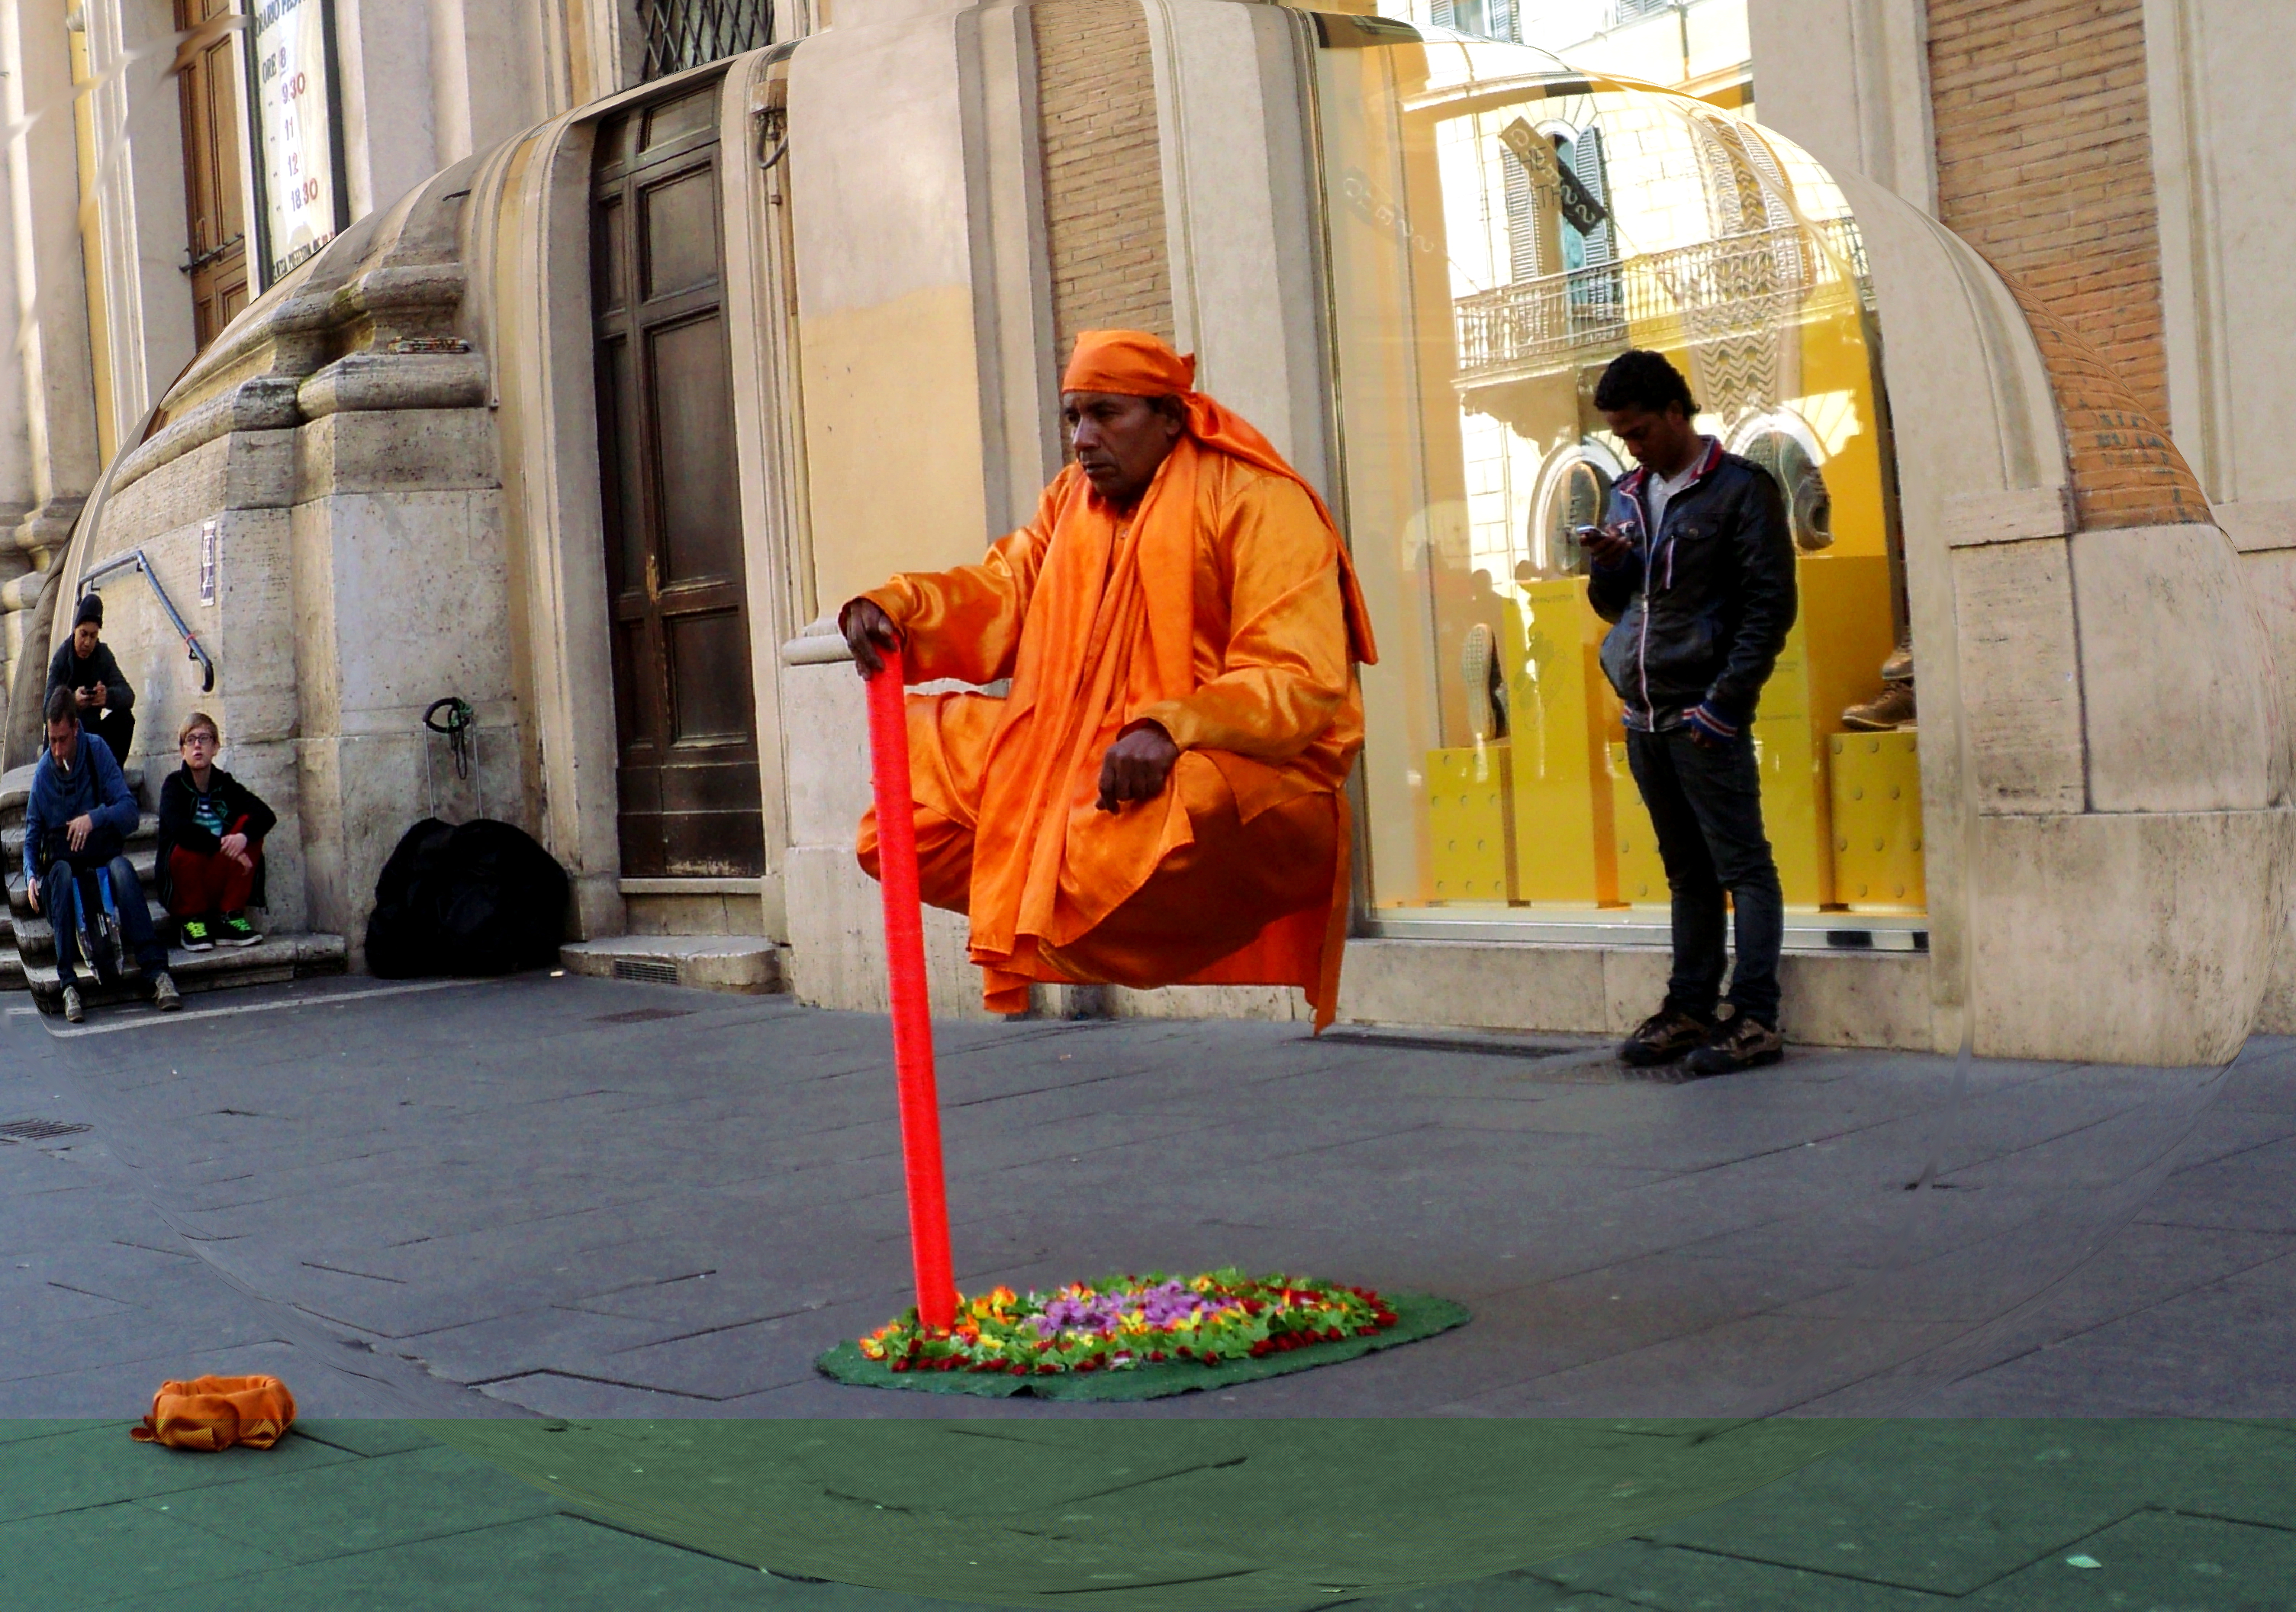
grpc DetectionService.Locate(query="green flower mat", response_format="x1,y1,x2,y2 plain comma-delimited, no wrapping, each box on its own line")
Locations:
816,1290,1470,1400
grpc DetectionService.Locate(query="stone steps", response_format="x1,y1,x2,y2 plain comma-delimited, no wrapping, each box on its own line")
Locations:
12,896,176,963
559,934,784,995
7,852,159,924
0,759,347,1011
24,933,349,1012
2,811,162,870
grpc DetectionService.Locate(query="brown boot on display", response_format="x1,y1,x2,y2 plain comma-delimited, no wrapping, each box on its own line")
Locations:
1842,681,1915,731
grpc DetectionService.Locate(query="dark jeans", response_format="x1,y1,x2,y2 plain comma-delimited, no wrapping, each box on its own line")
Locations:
1625,726,1784,1027
88,708,134,766
43,853,167,978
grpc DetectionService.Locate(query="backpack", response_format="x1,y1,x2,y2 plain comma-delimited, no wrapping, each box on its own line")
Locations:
363,818,570,979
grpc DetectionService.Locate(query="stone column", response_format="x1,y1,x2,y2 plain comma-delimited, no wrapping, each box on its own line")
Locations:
0,0,103,701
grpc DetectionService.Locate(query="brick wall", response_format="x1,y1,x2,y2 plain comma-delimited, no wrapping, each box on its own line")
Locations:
1927,0,2201,528
1034,0,1175,365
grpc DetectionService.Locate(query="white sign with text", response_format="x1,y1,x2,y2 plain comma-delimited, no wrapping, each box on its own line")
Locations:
253,0,338,282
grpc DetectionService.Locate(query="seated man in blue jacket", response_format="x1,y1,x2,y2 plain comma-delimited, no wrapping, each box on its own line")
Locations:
1583,350,1795,1075
24,685,179,1021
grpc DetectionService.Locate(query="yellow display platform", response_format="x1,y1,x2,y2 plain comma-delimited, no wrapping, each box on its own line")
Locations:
1606,741,1670,906
1831,730,1924,912
1507,578,1620,905
1425,742,1515,904
1755,552,1898,908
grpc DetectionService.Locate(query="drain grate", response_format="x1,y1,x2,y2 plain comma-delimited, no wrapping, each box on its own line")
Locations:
0,1118,91,1143
593,1006,694,1024
611,958,681,986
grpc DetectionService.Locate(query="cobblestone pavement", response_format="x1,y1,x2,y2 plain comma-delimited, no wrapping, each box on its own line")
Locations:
3,974,2294,1606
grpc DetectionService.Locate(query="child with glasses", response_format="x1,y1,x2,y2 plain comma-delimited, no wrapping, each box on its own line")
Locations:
155,712,276,951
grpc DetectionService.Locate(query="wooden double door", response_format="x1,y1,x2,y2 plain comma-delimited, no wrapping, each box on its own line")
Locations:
591,84,765,879
175,0,250,347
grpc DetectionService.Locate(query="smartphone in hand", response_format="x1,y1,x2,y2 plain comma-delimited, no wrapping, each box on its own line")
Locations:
1575,522,1637,567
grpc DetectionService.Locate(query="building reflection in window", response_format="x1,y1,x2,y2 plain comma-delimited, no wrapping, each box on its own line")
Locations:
1315,25,1922,926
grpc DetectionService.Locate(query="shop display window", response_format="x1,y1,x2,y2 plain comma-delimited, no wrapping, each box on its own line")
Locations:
1312,21,1924,936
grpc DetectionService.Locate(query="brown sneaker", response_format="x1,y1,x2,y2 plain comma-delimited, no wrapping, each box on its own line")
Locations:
1620,1008,1714,1066
1879,642,1914,683
1842,681,1915,730
1685,1014,1785,1075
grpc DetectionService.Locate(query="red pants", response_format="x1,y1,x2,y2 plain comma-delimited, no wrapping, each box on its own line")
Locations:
168,845,259,917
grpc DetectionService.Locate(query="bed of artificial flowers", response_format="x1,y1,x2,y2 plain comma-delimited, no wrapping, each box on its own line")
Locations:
856,1269,1402,1375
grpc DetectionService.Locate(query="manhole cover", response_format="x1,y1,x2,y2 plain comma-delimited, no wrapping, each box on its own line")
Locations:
0,1118,91,1143
593,1006,694,1024
610,959,681,986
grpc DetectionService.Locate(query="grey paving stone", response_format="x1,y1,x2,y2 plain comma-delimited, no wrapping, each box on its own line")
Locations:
100,1511,797,1610
292,1417,443,1457
8,978,2296,1421
0,1497,288,1610
1640,1420,2296,1594
1531,1537,1950,1610
1963,1508,2296,1610
0,1419,93,1446
0,1420,358,1523
1922,1253,2296,1416
136,1442,562,1564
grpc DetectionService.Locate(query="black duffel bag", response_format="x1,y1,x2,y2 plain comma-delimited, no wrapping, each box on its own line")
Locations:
365,817,570,978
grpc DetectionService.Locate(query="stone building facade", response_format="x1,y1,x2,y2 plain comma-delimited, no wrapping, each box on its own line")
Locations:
0,0,2283,1068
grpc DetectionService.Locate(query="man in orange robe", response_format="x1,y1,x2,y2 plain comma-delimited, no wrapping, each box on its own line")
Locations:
842,330,1377,1027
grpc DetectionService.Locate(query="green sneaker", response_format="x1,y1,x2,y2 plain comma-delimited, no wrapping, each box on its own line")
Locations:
179,917,214,953
219,912,262,948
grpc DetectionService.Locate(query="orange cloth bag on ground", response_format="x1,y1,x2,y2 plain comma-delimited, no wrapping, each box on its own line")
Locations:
130,1374,296,1450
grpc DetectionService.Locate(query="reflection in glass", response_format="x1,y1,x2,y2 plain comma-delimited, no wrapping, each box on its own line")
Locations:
1317,28,1914,922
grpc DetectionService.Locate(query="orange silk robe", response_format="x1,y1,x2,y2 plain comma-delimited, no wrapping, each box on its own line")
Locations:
859,436,1374,1026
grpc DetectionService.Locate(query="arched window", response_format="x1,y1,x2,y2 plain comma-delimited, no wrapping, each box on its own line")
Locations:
1530,442,1624,576
1729,413,1835,553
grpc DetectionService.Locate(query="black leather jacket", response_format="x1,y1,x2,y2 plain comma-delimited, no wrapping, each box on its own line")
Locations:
1587,440,1796,730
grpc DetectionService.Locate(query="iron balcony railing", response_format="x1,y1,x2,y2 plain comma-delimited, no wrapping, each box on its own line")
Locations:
1454,216,1871,388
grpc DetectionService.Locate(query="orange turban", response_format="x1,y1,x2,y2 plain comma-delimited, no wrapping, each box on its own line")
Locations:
1062,330,1196,398
130,1374,297,1451
1056,329,1377,669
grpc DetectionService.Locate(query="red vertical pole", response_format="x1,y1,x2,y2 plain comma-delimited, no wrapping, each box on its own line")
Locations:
865,646,959,1331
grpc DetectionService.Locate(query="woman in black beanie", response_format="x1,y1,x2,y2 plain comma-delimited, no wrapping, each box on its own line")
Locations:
47,591,136,765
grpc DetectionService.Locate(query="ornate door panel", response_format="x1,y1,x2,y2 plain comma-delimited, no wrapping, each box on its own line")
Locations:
176,0,250,347
592,85,765,878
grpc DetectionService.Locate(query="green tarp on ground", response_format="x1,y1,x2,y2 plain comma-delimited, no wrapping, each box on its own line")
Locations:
422,1417,1880,1610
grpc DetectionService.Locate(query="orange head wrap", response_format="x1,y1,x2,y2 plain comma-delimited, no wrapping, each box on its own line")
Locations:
1061,330,1196,398
1053,328,1377,673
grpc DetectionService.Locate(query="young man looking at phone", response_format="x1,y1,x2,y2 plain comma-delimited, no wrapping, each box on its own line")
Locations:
47,592,135,766
1583,350,1797,1073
